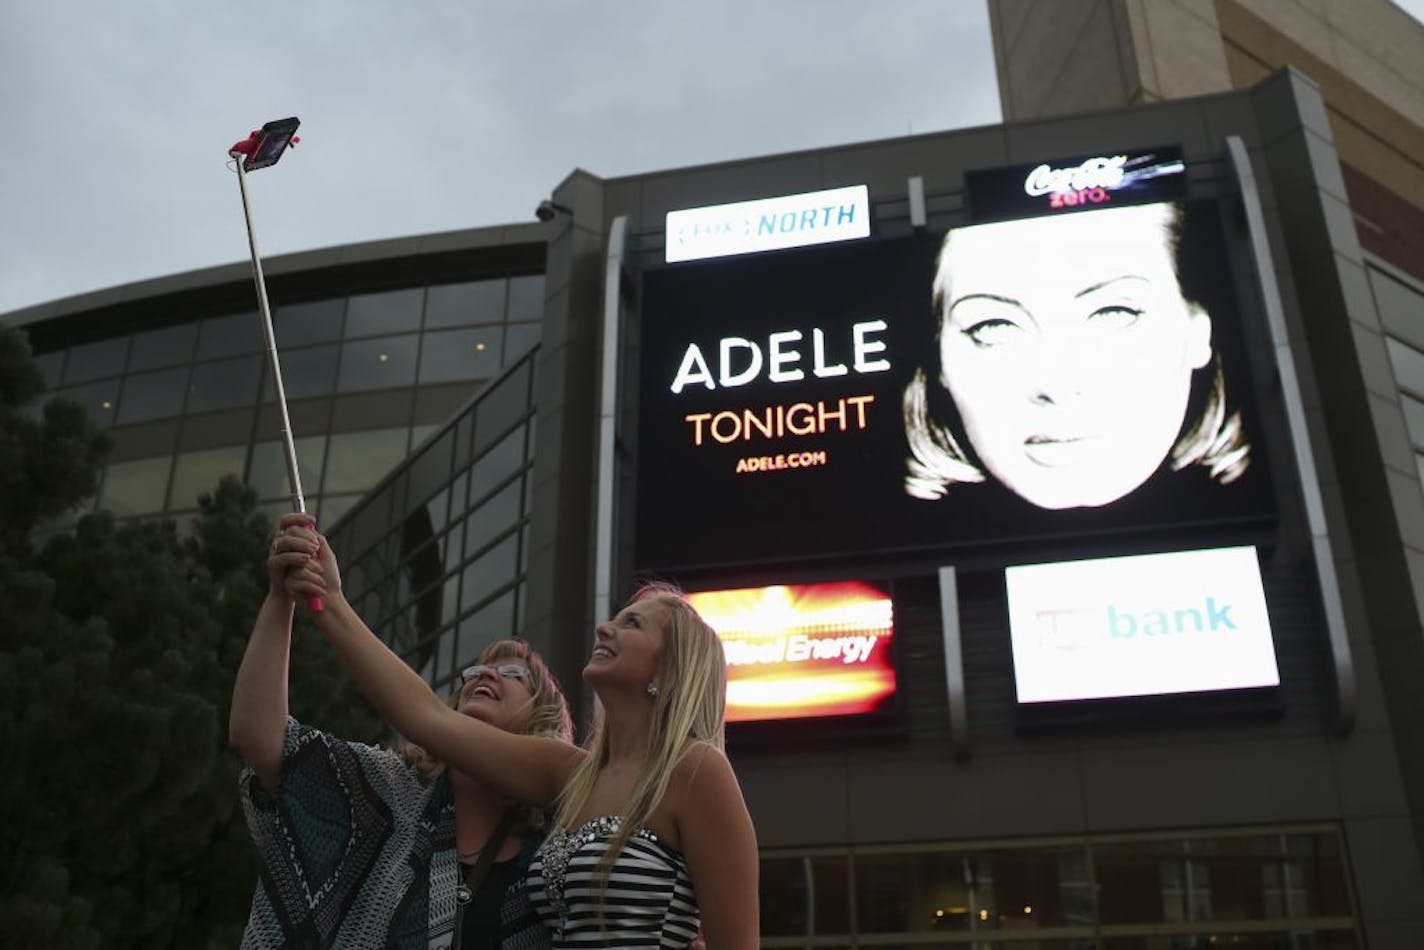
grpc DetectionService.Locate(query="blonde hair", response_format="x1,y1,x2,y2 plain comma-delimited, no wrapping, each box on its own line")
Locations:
554,582,726,879
398,638,574,830
903,201,1251,500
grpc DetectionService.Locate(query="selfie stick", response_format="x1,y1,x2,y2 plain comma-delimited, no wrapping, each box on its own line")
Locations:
228,119,323,613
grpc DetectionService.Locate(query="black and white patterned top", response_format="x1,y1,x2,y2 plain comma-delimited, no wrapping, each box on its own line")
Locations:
238,718,550,950
524,815,700,948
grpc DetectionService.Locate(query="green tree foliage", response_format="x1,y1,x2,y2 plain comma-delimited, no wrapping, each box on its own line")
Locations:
0,327,381,948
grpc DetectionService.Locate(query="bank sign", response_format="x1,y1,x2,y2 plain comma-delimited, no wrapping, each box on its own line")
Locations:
664,185,871,262
1005,546,1280,703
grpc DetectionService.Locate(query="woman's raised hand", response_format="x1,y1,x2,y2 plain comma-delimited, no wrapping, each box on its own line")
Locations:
268,513,320,601
275,515,343,608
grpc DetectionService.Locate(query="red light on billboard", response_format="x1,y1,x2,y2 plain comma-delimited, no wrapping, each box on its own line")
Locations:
687,581,896,723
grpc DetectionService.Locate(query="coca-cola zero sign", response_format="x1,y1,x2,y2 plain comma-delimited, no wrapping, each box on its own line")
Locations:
966,146,1186,223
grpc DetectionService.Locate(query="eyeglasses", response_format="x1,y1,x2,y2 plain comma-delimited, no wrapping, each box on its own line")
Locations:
459,663,531,687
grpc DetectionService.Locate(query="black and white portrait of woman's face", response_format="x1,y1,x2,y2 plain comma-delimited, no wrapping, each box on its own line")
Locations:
934,202,1213,509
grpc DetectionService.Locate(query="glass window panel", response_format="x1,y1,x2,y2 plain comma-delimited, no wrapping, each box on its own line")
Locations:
1256,832,1352,919
760,855,850,937
503,322,540,364
117,366,190,423
441,574,461,629
247,436,327,501
337,335,419,392
1103,933,1356,950
445,523,463,568
1095,841,1177,925
410,424,439,452
100,456,172,516
407,431,454,512
1402,393,1424,448
55,379,120,426
33,350,66,388
464,481,521,559
63,337,129,384
196,312,261,359
186,355,261,413
129,323,197,372
400,538,442,604
1387,337,1424,396
1095,833,1349,925
275,298,345,346
425,279,506,329
433,625,457,683
169,446,247,510
450,470,469,515
323,428,408,494
353,551,389,604
454,415,473,468
346,287,424,338
460,534,518,612
456,590,515,669
855,847,1083,935
472,362,531,454
420,487,450,533
253,499,294,531
470,424,525,502
507,275,544,319
261,343,340,400
419,327,504,384
1369,267,1424,339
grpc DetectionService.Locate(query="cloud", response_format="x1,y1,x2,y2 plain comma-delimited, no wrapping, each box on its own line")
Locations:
0,0,998,315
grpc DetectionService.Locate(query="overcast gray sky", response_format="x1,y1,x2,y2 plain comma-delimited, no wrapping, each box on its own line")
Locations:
0,0,1000,316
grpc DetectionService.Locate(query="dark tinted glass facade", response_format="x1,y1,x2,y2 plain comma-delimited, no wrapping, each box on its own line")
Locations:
27,267,544,530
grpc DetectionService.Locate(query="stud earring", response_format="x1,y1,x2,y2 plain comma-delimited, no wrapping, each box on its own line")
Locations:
646,681,659,697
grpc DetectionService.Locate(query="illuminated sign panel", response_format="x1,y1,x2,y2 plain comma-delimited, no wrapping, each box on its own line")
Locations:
687,581,896,722
664,185,871,262
965,146,1186,223
1005,546,1280,704
636,195,1275,573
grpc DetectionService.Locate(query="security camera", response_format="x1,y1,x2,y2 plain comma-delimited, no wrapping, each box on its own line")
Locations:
535,199,572,222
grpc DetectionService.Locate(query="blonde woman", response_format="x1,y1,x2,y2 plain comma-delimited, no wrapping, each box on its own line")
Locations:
233,514,574,949
276,520,760,949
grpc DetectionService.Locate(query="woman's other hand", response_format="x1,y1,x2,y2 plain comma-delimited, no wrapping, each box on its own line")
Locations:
280,520,343,607
268,513,319,602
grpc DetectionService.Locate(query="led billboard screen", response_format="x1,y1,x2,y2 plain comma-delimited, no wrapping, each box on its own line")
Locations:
636,196,1275,573
1005,546,1280,703
687,581,896,723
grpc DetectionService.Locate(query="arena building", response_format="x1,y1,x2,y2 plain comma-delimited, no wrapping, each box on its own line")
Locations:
8,18,1424,947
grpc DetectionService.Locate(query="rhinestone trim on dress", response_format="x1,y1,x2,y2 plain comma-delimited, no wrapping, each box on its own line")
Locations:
536,815,667,929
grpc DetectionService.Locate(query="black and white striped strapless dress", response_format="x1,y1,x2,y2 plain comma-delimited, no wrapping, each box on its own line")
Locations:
524,815,700,948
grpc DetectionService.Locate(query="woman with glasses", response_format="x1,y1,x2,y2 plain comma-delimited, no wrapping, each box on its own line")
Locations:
273,517,759,948
231,514,574,949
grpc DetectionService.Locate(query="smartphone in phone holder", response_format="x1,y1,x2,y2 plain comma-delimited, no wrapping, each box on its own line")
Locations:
240,117,301,172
